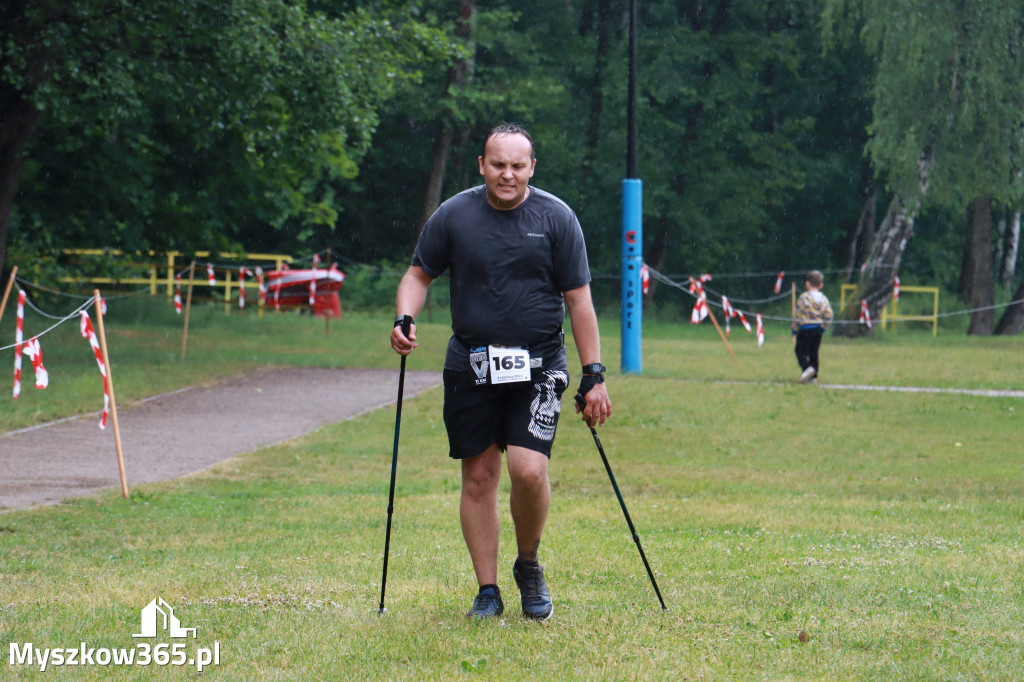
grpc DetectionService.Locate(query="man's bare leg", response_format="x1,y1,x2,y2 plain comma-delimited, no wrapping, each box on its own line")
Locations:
507,444,554,619
507,445,550,562
460,444,503,586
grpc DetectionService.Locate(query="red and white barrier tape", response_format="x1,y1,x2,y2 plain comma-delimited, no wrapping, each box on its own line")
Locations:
256,266,266,306
860,300,872,328
690,291,708,324
207,263,216,286
79,311,110,429
238,267,250,309
12,290,24,399
722,295,733,335
309,255,319,306
174,275,183,314
736,309,752,333
22,337,48,389
756,313,765,347
774,272,785,294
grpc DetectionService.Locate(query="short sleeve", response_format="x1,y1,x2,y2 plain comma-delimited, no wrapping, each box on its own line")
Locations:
551,210,591,293
411,207,450,278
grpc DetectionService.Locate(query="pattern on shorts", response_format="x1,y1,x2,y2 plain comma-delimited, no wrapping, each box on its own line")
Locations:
528,370,568,440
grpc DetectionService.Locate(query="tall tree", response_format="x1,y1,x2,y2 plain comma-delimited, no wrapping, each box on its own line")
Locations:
414,0,476,247
824,0,1024,336
961,195,995,334
1,0,449,278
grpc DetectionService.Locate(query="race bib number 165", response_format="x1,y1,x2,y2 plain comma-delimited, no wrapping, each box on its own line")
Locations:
487,345,531,384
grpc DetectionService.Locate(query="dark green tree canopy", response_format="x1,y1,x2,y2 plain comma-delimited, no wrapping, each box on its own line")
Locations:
2,0,452,271
4,0,1024,325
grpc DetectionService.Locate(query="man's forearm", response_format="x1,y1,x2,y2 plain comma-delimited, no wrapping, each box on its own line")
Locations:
564,285,602,367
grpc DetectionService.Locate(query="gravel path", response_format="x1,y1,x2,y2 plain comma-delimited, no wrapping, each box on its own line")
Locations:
0,367,442,510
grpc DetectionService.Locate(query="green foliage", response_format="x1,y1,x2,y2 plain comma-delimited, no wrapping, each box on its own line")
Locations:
822,0,1024,210
337,258,450,311
6,0,1023,311
336,0,877,302
7,0,453,260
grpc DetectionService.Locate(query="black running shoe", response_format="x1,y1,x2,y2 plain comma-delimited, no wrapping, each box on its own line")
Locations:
512,559,553,621
466,586,504,619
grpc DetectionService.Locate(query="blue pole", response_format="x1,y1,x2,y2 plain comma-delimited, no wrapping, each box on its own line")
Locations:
621,179,642,374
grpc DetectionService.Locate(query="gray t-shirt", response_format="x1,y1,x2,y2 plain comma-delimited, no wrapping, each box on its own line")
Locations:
412,185,591,371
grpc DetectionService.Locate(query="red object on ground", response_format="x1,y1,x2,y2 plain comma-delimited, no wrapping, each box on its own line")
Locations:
265,266,345,318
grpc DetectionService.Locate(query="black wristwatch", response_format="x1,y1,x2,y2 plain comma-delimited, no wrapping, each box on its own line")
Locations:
582,362,606,380
394,315,414,330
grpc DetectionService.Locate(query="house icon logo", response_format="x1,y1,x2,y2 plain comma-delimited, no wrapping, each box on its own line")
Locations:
132,597,197,639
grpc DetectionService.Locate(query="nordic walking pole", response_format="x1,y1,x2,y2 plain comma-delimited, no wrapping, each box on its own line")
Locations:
575,393,667,610
0,265,18,328
379,316,412,614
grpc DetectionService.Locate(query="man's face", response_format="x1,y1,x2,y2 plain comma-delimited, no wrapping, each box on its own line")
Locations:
478,133,536,210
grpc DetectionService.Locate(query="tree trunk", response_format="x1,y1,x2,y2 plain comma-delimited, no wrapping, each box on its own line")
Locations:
994,272,1024,334
993,212,1006,284
963,195,995,335
412,0,476,247
580,0,612,190
832,192,916,337
415,126,455,244
642,218,673,304
834,152,930,338
0,79,43,281
844,185,877,282
1000,210,1020,288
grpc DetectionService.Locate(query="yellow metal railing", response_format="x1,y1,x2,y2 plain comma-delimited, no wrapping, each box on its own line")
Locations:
58,249,294,297
840,283,939,336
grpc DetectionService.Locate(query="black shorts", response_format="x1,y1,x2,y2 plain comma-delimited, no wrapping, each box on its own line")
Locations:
442,368,570,459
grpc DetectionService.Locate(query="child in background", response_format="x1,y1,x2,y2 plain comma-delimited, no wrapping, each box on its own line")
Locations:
792,270,833,384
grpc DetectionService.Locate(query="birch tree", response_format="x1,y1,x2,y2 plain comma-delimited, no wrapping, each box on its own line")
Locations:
824,0,1024,336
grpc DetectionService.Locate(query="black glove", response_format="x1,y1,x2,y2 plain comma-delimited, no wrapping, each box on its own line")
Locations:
575,362,606,406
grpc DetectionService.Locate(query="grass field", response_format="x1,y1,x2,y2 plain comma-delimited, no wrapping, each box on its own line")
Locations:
1,297,1023,679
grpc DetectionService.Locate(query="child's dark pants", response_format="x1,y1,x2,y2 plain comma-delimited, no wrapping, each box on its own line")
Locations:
794,327,825,376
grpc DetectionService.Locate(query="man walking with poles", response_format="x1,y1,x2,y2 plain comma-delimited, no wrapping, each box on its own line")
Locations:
389,123,612,621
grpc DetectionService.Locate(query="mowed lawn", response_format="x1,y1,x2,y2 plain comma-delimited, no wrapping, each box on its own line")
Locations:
1,303,1023,679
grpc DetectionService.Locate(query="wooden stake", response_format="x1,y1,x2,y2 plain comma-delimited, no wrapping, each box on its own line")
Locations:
93,290,129,499
181,261,195,360
706,307,738,364
0,265,18,328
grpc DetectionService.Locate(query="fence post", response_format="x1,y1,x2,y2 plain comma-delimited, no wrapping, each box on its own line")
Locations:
93,290,129,500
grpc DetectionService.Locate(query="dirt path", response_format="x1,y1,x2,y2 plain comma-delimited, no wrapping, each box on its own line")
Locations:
0,367,442,510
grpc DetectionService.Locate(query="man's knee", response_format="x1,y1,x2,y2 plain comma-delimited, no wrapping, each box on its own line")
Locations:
508,448,549,489
461,446,501,497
